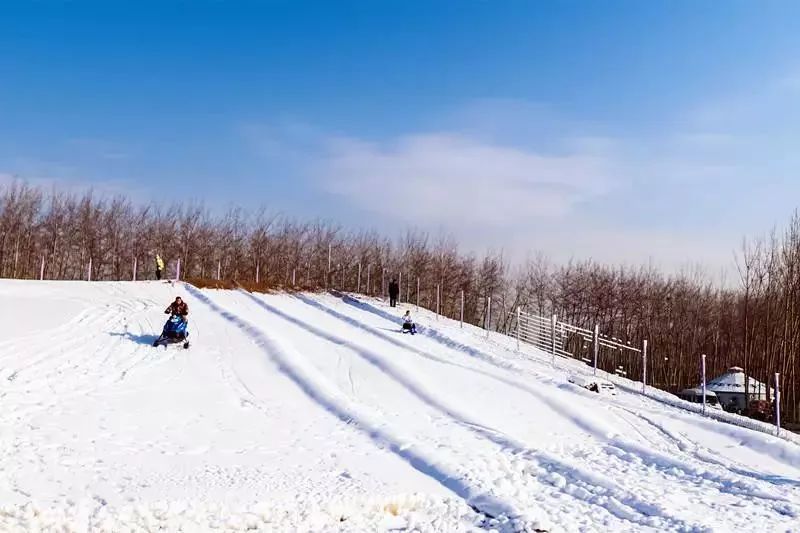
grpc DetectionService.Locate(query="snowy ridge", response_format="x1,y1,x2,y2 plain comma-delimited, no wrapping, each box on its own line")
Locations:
2,280,800,532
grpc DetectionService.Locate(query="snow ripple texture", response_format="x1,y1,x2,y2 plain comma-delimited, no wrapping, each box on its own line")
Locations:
1,280,799,532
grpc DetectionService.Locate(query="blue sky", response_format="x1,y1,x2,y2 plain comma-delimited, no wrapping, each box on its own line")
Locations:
2,1,800,273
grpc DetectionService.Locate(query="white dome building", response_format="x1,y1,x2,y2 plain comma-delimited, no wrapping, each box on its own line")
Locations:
706,366,768,412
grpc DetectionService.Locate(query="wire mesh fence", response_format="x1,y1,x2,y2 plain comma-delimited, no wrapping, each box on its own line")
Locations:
516,309,644,381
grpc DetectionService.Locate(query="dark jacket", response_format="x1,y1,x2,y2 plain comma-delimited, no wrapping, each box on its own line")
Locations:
165,301,189,317
388,281,399,297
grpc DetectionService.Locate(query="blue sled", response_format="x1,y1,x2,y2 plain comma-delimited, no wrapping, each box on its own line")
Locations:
153,315,190,349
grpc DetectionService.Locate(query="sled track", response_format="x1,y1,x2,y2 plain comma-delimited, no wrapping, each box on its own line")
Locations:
184,285,535,530
612,405,800,491
288,292,800,530
1,303,137,422
235,290,716,531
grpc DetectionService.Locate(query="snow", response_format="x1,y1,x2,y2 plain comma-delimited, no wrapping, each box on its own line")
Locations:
2,280,800,532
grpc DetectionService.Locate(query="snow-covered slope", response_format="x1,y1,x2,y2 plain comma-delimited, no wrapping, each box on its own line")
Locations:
2,280,800,532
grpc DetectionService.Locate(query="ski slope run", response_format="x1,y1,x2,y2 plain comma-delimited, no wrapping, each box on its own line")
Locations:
2,280,800,532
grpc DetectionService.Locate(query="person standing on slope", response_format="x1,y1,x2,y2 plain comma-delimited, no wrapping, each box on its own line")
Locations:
155,254,165,280
388,278,399,307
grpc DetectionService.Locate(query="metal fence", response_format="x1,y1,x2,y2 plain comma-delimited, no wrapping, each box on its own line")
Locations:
516,309,647,386
507,308,795,440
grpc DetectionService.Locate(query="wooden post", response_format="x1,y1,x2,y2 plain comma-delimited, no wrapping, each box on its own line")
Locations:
516,306,521,351
40,256,45,281
460,290,464,328
485,297,492,338
775,372,781,436
593,324,599,376
256,262,260,284
436,284,440,319
132,256,137,281
87,258,92,281
701,354,707,416
642,340,648,394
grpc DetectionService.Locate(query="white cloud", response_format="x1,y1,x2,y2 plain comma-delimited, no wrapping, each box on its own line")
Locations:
496,223,738,279
318,132,620,226
0,166,146,199
243,71,800,274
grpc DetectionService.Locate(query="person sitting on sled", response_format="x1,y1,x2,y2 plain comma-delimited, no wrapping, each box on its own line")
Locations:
165,296,189,323
153,297,190,348
402,310,417,334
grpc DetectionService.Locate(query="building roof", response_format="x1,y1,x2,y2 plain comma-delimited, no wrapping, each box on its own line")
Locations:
680,387,718,397
707,367,767,393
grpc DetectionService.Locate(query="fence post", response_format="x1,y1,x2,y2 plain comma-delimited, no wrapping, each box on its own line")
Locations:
326,245,332,289
701,353,707,416
40,256,45,281
550,314,557,363
516,306,521,351
175,258,181,281
593,324,599,376
399,271,403,303
292,268,296,286
642,339,648,394
88,258,92,281
460,290,464,328
382,268,386,299
775,372,781,436
256,262,260,284
132,256,137,281
486,297,492,338
416,277,420,310
436,284,441,319
217,260,221,280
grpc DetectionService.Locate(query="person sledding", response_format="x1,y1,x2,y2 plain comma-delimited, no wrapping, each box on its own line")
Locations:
153,296,190,348
402,310,417,335
165,296,189,321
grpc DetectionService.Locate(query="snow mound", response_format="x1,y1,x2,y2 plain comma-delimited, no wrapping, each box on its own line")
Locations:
0,495,494,533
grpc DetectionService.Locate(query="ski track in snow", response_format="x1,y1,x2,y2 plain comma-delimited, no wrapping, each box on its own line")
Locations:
321,293,800,530
1,280,800,532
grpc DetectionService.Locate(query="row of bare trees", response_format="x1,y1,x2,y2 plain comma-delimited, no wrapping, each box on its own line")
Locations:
0,181,506,326
1,180,798,425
